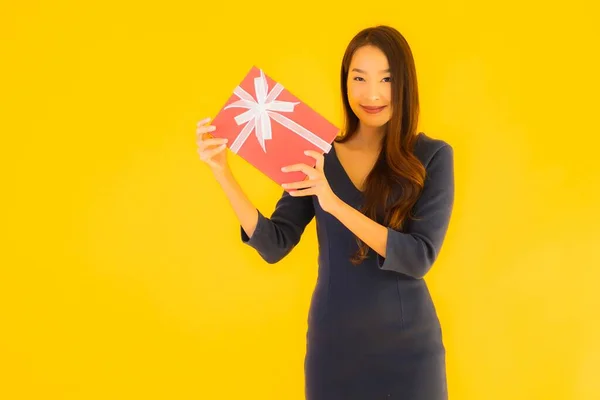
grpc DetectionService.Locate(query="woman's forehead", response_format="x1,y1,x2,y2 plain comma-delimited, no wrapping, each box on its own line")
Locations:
349,46,390,72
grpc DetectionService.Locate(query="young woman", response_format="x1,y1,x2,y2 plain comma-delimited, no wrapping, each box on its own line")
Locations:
196,25,454,400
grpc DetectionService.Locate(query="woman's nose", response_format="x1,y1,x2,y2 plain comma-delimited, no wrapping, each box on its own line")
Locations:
366,84,380,101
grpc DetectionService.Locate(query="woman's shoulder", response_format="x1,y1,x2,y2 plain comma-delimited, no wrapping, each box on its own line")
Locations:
413,132,453,169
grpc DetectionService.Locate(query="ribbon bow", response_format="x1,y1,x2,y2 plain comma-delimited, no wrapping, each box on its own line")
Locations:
224,68,332,154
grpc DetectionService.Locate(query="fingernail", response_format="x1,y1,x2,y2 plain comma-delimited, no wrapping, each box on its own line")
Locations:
281,167,287,172
209,126,216,131
282,183,288,188
304,150,309,155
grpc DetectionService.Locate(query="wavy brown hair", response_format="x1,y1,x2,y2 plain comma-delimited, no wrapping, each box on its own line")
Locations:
337,25,427,265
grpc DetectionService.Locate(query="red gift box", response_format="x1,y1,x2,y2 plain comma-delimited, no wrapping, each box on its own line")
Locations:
211,66,340,186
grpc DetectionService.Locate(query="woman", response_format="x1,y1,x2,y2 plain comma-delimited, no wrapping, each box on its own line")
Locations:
196,25,454,400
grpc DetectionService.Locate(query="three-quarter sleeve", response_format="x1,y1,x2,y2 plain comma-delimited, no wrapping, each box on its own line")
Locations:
241,190,315,264
377,143,455,279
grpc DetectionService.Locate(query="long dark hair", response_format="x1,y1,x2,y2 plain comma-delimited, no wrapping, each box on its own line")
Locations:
337,25,426,265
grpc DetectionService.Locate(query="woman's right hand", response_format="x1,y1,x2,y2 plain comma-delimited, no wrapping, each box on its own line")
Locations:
196,117,230,174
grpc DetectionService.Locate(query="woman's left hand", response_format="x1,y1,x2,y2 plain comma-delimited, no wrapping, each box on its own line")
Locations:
281,150,341,214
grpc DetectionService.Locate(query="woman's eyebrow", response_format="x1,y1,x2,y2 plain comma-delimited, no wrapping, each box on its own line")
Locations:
350,68,391,73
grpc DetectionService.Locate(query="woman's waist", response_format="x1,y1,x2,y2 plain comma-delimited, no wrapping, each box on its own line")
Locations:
310,275,440,329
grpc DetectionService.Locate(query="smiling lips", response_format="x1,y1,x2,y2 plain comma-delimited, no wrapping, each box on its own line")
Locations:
360,105,387,114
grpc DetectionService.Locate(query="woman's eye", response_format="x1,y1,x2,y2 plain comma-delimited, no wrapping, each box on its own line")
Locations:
382,77,392,82
353,76,365,82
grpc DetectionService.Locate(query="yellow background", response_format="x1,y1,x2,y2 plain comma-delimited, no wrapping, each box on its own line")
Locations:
2,1,599,399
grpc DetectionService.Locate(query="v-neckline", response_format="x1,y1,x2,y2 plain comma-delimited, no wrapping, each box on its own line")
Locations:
330,142,365,196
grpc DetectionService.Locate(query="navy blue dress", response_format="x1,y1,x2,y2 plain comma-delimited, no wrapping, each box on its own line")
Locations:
241,133,454,399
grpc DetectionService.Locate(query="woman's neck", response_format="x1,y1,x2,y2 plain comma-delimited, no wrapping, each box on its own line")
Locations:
351,123,385,152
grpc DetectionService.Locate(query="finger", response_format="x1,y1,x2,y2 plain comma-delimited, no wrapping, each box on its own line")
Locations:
196,124,217,136
281,163,318,178
288,187,315,197
197,117,211,127
198,144,227,161
304,150,324,172
282,178,321,190
197,137,228,150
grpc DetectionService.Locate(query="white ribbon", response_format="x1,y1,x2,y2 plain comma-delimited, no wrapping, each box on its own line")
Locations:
224,68,332,154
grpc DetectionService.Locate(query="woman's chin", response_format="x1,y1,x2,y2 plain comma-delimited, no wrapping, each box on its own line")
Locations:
358,114,391,128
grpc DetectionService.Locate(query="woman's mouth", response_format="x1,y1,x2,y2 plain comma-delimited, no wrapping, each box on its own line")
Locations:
360,105,387,114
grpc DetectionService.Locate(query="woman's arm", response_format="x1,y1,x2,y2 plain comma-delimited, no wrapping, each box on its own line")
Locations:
330,144,455,279
214,168,315,264
214,168,262,239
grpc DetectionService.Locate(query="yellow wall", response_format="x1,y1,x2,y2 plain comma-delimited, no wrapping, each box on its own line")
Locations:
2,1,599,399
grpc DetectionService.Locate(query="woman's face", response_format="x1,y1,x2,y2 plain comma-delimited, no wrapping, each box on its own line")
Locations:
347,45,393,129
